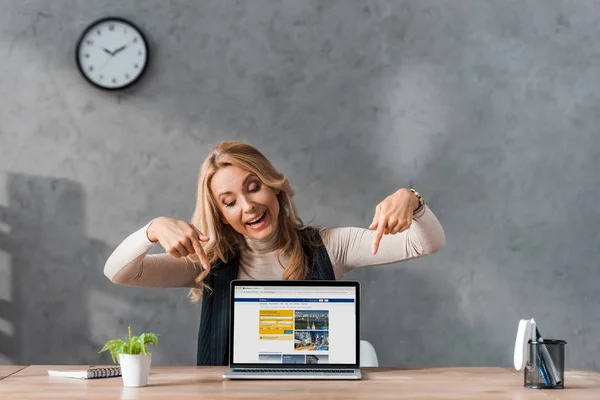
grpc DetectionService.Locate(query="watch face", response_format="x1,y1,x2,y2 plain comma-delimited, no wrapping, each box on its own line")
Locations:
75,17,149,90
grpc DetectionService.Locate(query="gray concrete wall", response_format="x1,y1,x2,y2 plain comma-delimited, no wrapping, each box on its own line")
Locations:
1,0,599,369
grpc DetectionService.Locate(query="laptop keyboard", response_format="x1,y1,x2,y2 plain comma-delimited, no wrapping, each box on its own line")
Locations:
233,369,354,373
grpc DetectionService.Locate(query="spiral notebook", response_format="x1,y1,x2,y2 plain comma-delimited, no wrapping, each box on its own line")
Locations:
47,366,121,379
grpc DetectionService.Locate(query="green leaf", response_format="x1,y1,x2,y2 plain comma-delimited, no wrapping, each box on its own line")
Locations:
136,335,144,355
111,343,124,363
131,338,141,355
143,333,160,347
127,326,134,353
98,339,125,354
98,339,127,364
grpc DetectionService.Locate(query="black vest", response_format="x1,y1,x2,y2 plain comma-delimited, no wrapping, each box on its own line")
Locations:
196,228,336,366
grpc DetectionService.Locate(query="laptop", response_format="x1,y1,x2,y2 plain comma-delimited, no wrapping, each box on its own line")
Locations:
223,280,361,380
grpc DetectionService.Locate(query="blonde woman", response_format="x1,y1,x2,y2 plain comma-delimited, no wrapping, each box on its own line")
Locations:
104,141,446,365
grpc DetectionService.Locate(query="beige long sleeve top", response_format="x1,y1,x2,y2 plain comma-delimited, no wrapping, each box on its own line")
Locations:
103,205,445,288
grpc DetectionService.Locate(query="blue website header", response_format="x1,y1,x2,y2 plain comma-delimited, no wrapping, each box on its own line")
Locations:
234,298,354,303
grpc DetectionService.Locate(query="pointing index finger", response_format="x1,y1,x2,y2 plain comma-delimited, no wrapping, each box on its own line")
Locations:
195,244,210,270
190,229,210,269
372,215,386,255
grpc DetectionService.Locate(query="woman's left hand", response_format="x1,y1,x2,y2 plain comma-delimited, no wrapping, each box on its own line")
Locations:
368,188,420,254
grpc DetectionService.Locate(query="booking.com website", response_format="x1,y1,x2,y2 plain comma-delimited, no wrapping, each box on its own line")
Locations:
232,286,356,365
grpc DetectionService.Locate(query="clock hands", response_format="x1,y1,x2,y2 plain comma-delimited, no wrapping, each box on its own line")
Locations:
111,44,127,56
95,41,130,73
112,37,139,55
98,44,128,57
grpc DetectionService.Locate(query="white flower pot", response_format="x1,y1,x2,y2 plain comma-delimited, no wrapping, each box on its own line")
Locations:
119,354,151,387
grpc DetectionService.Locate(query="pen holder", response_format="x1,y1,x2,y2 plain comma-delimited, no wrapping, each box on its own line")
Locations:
524,340,566,389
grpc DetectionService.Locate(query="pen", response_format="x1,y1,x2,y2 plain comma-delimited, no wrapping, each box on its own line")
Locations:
536,327,561,386
530,319,551,387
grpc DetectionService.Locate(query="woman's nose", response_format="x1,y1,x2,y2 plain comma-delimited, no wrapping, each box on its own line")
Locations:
241,198,257,213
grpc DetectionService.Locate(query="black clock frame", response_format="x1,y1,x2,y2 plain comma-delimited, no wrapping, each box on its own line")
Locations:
75,16,150,91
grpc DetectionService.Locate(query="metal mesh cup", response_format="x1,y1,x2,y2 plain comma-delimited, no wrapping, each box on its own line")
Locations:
524,339,566,389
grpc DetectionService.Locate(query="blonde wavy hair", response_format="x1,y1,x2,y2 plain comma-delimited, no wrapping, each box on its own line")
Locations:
187,141,309,302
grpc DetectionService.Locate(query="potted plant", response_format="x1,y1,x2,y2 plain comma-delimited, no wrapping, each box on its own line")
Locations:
99,326,160,387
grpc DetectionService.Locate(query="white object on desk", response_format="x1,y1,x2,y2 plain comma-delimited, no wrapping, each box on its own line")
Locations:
360,340,379,367
513,319,533,371
47,366,121,379
119,354,151,387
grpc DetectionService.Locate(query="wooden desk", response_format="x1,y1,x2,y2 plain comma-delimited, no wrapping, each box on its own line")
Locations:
0,366,599,399
0,366,26,381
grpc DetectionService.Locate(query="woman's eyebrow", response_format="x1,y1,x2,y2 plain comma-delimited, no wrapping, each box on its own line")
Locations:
244,174,258,185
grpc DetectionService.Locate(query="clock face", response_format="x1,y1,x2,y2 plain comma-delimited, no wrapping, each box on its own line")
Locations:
76,17,149,90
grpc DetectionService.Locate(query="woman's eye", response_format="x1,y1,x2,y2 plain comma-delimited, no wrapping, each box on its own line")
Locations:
249,183,260,192
224,200,236,208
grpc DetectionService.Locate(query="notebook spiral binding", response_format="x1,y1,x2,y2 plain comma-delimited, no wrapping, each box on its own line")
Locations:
89,367,121,378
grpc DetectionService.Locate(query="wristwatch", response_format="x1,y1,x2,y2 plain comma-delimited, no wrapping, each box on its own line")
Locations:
409,188,425,210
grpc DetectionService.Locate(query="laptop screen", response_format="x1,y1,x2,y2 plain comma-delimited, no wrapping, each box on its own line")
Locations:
231,282,358,366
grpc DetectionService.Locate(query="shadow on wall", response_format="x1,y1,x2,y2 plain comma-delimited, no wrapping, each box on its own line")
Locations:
0,174,18,363
0,173,113,364
0,173,201,365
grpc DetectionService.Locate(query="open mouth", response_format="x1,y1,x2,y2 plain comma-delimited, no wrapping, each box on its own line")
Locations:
246,212,266,226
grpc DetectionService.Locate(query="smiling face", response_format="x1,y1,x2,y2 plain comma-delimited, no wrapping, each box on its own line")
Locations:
210,165,281,242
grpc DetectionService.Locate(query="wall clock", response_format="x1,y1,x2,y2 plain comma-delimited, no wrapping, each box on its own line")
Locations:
75,17,149,90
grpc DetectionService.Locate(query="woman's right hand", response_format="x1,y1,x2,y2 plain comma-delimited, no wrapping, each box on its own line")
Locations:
146,217,210,270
